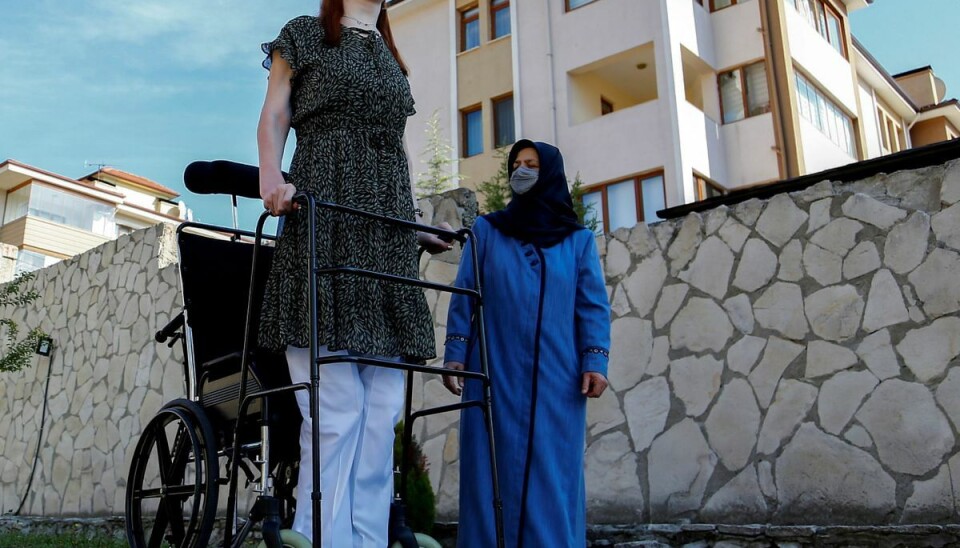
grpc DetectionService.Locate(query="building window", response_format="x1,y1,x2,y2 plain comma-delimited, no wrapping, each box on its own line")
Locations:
14,249,59,276
719,62,770,124
795,72,856,156
3,186,30,224
492,95,515,148
566,0,599,11
581,172,666,234
601,97,614,116
491,0,510,40
462,106,483,157
3,184,116,237
710,0,738,11
695,174,726,201
460,6,480,52
877,106,905,154
788,0,846,56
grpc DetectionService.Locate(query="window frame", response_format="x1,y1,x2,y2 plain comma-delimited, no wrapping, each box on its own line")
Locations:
795,71,857,157
490,0,511,40
492,93,515,149
718,60,770,124
789,0,848,58
461,104,484,158
600,96,614,116
565,0,599,12
821,4,845,56
580,170,667,233
459,5,480,52
709,0,738,12
877,105,904,154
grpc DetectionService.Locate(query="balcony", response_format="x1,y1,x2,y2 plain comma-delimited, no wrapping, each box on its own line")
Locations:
561,99,665,187
567,42,658,126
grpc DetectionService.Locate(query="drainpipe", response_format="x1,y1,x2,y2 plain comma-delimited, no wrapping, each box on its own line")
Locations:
510,0,522,138
760,0,795,178
448,0,461,177
544,0,559,144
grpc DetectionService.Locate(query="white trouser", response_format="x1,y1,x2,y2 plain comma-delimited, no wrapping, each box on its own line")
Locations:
286,346,405,548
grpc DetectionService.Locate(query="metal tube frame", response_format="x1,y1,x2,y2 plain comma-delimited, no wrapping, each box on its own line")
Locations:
217,193,504,548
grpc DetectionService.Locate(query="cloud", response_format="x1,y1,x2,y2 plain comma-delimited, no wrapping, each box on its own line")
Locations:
33,0,309,67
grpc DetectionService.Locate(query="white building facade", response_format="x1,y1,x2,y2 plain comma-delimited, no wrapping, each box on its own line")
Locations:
389,0,959,233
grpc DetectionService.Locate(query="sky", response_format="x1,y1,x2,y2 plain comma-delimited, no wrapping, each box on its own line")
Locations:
0,0,958,229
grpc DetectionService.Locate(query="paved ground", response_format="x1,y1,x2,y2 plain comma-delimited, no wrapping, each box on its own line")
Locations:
3,517,960,547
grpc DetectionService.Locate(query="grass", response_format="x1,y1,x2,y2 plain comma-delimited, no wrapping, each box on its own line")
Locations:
0,533,127,547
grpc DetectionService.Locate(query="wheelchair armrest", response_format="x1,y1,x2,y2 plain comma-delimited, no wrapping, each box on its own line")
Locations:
201,351,244,373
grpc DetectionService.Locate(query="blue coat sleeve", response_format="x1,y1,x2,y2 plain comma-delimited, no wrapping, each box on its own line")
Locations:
576,234,611,376
443,220,485,364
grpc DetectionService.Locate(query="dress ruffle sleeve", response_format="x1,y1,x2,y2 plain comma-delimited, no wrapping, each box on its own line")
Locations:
261,18,302,73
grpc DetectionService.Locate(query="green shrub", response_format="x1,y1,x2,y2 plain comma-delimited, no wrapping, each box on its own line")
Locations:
394,421,436,534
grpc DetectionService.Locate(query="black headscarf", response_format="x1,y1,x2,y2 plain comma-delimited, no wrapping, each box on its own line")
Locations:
484,140,583,248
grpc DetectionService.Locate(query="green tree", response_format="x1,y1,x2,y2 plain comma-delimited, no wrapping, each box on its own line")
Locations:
570,172,601,233
0,272,47,373
415,111,462,198
477,148,511,214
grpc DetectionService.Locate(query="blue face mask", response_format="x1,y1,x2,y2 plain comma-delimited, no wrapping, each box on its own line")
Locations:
510,166,539,195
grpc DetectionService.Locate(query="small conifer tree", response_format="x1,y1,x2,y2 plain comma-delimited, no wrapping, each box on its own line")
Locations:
570,172,601,233
415,111,462,198
477,148,511,214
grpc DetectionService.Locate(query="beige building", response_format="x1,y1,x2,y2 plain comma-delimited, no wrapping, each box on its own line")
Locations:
0,159,192,279
388,0,960,232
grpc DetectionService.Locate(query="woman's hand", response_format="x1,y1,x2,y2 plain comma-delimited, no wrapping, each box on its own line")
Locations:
418,222,455,254
581,372,608,398
442,361,465,396
261,173,298,216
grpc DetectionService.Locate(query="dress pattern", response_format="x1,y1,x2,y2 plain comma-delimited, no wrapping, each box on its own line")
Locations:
259,16,435,361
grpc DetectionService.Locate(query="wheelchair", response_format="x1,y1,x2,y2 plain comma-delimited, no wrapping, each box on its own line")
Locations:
124,161,506,548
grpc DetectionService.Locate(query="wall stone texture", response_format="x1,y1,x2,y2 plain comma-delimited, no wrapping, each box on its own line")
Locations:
419,160,960,525
2,161,960,528
0,224,182,516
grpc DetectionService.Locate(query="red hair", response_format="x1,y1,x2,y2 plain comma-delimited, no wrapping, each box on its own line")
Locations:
319,1,409,75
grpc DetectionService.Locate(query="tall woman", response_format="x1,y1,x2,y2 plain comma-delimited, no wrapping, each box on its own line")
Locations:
443,140,611,547
257,1,449,545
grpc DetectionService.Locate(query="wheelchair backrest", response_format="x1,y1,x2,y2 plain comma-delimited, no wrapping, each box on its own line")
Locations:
177,228,290,429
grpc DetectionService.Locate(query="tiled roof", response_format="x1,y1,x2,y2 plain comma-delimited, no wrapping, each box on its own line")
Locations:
0,159,125,198
81,167,179,198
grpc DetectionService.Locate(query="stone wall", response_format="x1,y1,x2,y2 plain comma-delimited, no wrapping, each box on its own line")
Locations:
5,159,960,527
0,224,183,515
417,160,960,525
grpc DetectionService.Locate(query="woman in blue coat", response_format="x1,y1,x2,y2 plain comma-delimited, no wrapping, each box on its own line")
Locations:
442,140,611,547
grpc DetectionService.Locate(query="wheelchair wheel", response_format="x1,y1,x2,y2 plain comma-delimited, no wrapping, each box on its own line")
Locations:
125,399,219,548
390,532,443,548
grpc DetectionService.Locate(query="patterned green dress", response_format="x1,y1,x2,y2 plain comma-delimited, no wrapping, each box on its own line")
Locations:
259,16,435,361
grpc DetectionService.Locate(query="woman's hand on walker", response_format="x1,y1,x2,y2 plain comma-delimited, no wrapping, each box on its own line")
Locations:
442,361,465,396
581,372,608,398
418,222,455,254
261,174,299,216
